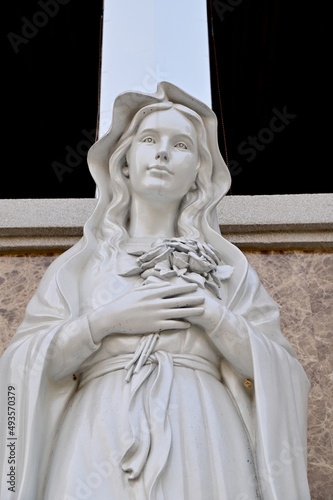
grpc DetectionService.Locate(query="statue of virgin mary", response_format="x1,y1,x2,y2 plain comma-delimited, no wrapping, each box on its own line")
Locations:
0,82,310,500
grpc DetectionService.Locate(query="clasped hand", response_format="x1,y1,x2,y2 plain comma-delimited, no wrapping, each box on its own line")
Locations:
88,280,223,343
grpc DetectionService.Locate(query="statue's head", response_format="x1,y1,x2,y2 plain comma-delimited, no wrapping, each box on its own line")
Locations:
121,105,203,208
88,82,231,241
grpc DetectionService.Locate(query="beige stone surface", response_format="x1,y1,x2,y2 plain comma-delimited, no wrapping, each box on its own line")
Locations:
0,250,332,499
246,251,333,500
0,254,59,350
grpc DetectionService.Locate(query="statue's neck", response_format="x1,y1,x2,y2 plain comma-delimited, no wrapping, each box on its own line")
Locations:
128,195,179,239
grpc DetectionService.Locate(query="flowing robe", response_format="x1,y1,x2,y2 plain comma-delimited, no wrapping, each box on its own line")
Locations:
0,236,310,500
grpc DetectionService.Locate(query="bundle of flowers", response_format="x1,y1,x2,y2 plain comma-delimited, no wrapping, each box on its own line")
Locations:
120,237,234,300
120,238,234,381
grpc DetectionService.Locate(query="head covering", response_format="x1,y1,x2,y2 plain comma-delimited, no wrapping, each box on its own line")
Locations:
87,82,231,237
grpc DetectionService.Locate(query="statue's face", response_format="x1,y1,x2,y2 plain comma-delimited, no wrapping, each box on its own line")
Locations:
126,108,199,204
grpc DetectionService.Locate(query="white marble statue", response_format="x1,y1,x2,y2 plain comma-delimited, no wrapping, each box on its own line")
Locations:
0,82,310,500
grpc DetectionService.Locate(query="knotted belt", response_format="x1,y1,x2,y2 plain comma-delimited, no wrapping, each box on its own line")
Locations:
79,351,220,496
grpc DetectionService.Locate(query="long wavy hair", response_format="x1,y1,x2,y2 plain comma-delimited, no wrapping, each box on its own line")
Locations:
97,101,216,253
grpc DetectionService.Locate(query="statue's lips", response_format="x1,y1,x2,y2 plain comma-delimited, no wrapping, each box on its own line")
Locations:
147,165,173,175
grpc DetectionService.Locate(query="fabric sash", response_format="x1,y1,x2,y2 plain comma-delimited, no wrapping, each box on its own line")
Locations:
79,351,220,496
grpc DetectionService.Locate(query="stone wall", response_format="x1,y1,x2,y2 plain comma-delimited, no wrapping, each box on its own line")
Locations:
0,250,332,499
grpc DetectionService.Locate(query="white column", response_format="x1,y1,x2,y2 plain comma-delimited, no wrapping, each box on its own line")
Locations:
98,0,211,138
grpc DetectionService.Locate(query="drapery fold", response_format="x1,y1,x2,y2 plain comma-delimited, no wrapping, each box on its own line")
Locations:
79,350,220,498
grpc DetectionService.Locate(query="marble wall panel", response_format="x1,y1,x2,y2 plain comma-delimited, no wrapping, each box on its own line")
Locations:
0,253,60,351
0,250,332,499
246,251,333,500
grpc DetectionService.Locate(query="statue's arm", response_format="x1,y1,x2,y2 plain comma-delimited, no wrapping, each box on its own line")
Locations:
207,307,254,378
188,264,293,379
47,281,203,380
47,314,102,381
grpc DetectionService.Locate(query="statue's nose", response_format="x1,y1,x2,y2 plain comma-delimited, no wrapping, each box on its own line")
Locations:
155,151,169,162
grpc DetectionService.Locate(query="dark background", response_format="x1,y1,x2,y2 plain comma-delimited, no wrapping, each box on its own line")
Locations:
2,0,327,198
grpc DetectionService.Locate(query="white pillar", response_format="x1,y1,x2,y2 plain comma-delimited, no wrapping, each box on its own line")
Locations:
98,0,211,138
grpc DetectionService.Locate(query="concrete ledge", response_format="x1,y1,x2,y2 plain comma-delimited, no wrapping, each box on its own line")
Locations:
0,236,81,253
217,193,333,232
0,194,332,251
224,230,333,249
0,199,97,237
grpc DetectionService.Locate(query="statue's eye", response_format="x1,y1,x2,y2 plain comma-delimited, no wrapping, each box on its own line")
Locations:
142,137,155,144
175,142,187,150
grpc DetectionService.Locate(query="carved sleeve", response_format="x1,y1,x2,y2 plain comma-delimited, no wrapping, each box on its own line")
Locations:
47,315,102,381
208,307,254,378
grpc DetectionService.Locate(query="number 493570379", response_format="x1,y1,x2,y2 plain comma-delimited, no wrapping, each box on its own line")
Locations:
7,386,16,437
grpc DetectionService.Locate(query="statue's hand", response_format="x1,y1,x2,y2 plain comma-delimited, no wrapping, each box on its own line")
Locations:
184,286,224,334
88,281,204,343
185,287,254,376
